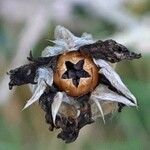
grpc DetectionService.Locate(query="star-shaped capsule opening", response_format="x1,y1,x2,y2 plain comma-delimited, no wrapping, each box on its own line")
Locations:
62,60,91,87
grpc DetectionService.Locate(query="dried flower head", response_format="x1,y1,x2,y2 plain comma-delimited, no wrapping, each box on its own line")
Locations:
8,26,141,143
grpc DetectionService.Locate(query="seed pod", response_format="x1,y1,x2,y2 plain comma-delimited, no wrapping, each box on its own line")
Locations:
54,51,99,97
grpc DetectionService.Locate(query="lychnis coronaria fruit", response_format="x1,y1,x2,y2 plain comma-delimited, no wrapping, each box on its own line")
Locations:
54,51,99,97
8,26,141,143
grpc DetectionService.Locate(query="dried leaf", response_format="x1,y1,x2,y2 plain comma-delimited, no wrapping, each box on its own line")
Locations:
79,40,141,63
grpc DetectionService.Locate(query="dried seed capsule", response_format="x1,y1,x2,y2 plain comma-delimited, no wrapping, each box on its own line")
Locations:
54,51,99,97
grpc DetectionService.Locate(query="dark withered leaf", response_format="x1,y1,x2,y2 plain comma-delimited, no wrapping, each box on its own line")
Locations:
75,93,91,103
27,51,58,71
39,86,58,131
39,86,58,111
39,91,93,143
8,63,37,90
78,39,141,63
57,100,93,143
8,51,58,90
57,116,79,143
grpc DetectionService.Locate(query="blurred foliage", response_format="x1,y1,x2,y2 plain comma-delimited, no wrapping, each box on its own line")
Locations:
0,1,150,150
126,0,150,15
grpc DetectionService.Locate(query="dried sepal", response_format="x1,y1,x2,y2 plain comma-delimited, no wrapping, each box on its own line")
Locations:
91,100,118,120
79,39,141,63
92,98,105,123
54,25,94,49
43,26,94,57
23,67,54,109
94,59,137,105
42,46,63,57
54,25,75,41
23,80,46,110
51,92,63,125
91,84,136,106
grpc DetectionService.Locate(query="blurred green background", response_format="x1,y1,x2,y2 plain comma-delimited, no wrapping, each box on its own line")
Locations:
0,0,150,150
